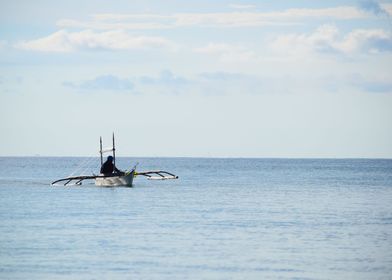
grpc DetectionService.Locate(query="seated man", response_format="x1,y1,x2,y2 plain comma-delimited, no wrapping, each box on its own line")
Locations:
100,155,124,175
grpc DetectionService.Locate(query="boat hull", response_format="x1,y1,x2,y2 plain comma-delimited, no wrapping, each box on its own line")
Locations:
95,171,134,187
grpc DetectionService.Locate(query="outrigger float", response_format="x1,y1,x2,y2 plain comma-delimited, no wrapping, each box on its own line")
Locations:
51,134,178,187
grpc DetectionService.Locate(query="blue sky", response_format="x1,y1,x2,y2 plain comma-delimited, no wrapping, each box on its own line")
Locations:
1,0,392,157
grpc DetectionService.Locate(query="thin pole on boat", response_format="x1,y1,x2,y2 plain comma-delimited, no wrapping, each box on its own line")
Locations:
100,136,103,166
112,132,116,167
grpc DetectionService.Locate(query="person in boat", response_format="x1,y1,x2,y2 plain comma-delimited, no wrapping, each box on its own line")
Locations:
100,155,124,176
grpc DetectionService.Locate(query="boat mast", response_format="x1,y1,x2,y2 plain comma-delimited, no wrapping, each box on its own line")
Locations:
112,132,116,167
100,136,103,166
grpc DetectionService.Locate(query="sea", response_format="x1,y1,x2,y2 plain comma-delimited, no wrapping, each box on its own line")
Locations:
0,157,391,280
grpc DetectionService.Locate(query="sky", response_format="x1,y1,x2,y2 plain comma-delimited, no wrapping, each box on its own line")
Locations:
0,0,392,158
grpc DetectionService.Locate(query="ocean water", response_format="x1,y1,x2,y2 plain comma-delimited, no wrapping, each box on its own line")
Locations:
0,157,391,279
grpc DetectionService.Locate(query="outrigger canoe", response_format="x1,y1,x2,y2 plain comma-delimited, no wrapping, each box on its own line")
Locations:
51,134,178,187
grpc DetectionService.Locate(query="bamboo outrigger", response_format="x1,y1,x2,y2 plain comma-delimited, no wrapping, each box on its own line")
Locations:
51,134,178,187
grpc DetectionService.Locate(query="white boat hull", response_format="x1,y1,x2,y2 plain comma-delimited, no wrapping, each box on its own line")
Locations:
95,171,134,187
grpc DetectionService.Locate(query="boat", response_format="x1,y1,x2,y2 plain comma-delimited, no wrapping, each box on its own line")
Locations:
51,134,178,187
95,170,135,187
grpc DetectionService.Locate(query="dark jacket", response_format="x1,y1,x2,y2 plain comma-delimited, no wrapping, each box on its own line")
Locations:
100,159,121,175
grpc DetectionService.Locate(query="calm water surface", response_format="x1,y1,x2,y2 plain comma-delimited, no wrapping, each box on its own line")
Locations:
0,157,391,279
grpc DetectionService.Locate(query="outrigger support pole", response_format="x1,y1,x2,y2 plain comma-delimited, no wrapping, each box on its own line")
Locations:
112,132,116,167
100,136,103,166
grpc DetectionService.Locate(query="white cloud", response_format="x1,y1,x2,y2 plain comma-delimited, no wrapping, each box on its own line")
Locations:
194,43,255,62
15,29,176,52
16,30,74,52
339,29,392,53
270,24,392,55
56,6,367,30
271,24,339,55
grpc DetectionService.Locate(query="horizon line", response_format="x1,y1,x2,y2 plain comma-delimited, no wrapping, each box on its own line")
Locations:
0,155,391,160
